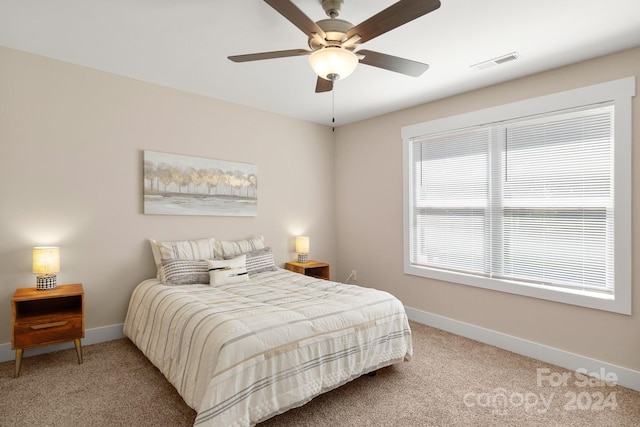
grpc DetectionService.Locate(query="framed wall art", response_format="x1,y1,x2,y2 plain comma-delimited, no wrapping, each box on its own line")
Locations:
143,150,257,216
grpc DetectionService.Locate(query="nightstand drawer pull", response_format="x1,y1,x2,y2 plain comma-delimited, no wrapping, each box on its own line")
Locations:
30,321,68,330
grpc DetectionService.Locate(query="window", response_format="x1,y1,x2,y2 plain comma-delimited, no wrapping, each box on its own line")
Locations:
402,78,634,314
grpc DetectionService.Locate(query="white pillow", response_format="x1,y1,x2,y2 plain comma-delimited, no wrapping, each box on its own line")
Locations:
216,236,265,258
207,255,250,286
149,237,220,278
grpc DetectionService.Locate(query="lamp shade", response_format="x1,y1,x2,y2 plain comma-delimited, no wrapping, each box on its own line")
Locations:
295,236,310,254
32,247,60,275
309,46,358,81
295,236,310,263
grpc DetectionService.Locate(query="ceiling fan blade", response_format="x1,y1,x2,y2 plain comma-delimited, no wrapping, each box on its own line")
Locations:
315,77,333,93
346,0,441,44
228,49,310,62
264,0,326,39
358,49,429,77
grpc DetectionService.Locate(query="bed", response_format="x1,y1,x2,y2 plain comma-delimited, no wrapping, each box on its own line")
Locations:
123,238,412,426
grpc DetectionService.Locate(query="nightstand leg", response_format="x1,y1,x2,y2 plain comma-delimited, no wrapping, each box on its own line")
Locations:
74,339,83,364
14,349,23,378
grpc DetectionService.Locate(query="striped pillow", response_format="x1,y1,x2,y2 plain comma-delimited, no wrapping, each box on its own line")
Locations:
207,256,250,286
160,260,210,285
217,236,264,258
226,247,278,276
150,238,220,279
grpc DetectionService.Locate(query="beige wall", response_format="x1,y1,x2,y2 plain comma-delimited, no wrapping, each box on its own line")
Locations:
0,46,336,344
334,46,640,371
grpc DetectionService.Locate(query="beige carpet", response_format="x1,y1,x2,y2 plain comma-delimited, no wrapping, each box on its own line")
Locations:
1,321,639,426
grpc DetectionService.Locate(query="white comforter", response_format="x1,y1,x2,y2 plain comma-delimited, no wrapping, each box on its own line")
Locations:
123,268,412,426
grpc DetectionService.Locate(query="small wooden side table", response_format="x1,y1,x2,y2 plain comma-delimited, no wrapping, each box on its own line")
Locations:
284,261,330,280
11,283,85,378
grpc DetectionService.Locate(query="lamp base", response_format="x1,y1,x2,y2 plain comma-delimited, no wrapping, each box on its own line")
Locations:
36,274,57,290
297,254,308,263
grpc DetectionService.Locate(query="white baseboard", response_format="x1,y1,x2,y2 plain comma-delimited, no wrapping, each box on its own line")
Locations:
0,323,125,364
405,306,640,392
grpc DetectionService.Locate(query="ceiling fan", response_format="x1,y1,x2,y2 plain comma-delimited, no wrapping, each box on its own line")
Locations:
228,0,441,93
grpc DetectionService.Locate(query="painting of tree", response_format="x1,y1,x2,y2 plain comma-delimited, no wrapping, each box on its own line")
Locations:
143,150,257,216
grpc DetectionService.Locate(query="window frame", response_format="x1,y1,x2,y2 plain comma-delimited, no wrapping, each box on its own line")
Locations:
402,77,634,315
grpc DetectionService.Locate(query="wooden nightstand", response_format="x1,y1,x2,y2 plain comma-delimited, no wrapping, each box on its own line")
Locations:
284,261,330,280
11,283,85,378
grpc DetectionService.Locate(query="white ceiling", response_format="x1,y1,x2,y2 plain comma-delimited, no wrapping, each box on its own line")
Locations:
1,0,639,126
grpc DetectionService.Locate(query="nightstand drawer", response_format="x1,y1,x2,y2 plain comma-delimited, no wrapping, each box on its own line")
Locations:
13,314,83,349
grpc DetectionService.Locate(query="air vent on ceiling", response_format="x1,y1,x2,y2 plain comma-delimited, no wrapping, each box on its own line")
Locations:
471,52,521,71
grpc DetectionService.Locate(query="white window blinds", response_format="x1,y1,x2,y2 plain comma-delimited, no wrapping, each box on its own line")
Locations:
409,104,615,295
411,128,490,276
500,107,614,292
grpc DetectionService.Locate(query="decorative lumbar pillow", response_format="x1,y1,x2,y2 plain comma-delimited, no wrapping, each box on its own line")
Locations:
226,247,278,276
216,236,265,258
207,255,250,286
150,238,219,279
160,259,210,285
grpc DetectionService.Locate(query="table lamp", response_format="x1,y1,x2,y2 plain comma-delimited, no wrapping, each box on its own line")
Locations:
33,246,60,290
296,236,309,263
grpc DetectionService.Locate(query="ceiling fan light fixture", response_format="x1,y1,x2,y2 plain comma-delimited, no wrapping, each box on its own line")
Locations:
309,46,358,81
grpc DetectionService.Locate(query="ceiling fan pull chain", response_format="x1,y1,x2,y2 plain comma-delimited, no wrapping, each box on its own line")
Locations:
332,88,335,132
